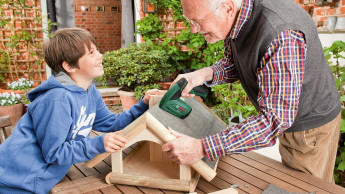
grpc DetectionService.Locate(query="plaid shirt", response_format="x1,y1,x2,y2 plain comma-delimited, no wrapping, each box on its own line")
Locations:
202,0,307,161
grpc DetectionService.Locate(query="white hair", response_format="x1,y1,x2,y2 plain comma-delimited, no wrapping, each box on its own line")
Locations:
208,0,243,10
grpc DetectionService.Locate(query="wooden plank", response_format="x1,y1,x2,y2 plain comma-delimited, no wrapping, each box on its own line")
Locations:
149,141,172,163
138,186,164,194
189,170,200,192
194,188,207,194
93,160,111,173
66,165,85,180
115,185,144,194
221,157,308,193
243,151,345,193
51,172,108,193
217,160,267,190
53,180,109,193
111,151,123,173
196,178,220,193
57,176,70,184
161,189,185,194
106,172,190,191
231,153,331,193
75,162,99,177
99,185,123,194
103,154,112,166
146,112,217,182
123,145,134,155
208,176,250,194
180,165,192,181
215,166,262,194
84,190,102,194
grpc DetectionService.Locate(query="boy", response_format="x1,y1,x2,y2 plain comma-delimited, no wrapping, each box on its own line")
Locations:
0,28,158,193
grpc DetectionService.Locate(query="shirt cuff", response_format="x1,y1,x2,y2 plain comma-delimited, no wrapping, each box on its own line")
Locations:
138,96,149,109
205,64,225,87
202,133,228,162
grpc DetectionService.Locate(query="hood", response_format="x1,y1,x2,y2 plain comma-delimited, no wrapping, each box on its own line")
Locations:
28,72,88,102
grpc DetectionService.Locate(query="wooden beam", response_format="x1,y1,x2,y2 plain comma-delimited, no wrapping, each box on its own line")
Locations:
105,172,191,191
111,151,123,173
148,90,167,108
180,165,192,181
189,170,200,193
146,112,217,182
85,115,147,168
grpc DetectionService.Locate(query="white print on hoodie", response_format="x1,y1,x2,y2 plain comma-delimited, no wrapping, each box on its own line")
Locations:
72,106,95,139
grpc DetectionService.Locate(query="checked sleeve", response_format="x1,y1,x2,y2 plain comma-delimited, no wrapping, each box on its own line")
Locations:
202,30,307,161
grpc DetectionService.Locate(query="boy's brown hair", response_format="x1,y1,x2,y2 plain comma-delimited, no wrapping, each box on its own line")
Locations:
43,28,97,74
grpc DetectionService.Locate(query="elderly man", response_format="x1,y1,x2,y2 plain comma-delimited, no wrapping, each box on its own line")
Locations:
162,0,341,182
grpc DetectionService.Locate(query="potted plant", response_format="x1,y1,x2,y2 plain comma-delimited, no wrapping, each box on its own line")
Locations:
0,78,34,95
0,92,24,128
0,78,34,94
98,41,172,110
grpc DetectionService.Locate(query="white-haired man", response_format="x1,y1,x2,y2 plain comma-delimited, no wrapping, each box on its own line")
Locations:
162,0,341,182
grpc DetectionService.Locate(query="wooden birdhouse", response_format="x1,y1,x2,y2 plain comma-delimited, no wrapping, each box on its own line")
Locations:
85,91,227,192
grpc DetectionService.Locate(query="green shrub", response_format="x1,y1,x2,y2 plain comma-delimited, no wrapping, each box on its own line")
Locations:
324,40,345,186
211,83,257,124
98,41,171,99
135,0,224,73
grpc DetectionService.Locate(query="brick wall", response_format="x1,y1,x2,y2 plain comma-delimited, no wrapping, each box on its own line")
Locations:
0,0,45,87
294,0,345,28
138,1,345,36
73,0,122,53
102,96,121,105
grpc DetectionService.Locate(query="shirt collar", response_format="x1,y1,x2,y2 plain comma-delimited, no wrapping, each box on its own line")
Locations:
228,0,254,40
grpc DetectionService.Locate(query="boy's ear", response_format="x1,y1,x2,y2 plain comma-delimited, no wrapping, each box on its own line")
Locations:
62,61,77,73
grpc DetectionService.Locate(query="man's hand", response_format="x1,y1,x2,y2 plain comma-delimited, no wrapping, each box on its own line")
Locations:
143,89,160,104
104,131,128,153
171,67,213,98
162,128,206,165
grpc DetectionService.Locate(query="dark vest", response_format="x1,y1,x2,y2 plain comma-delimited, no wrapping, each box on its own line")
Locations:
231,0,340,132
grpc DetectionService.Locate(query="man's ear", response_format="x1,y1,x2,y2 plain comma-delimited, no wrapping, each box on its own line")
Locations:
222,0,236,20
62,61,77,73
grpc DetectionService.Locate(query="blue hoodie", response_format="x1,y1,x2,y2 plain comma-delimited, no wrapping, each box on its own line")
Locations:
0,73,148,193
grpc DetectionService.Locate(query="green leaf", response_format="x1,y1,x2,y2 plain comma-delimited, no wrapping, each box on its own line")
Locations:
338,161,345,171
341,152,345,161
340,95,345,102
340,119,345,133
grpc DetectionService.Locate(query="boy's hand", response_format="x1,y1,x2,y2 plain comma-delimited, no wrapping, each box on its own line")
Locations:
104,131,128,153
143,89,159,104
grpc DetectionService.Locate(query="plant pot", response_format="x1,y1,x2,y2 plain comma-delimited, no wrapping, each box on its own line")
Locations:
117,90,139,111
0,103,25,128
0,86,24,95
158,82,173,90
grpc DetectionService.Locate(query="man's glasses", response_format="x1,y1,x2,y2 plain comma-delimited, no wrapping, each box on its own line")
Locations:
183,5,221,31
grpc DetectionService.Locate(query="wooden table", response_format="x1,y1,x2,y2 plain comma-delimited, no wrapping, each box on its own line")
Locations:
51,131,345,194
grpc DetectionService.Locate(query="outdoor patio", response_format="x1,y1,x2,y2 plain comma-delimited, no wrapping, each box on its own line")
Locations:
49,131,345,194
1,0,345,193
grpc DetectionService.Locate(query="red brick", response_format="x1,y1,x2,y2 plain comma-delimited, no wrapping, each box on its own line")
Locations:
341,7,345,14
326,8,335,15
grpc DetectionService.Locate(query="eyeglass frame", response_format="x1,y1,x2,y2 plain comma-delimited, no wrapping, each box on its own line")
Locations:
183,5,221,31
